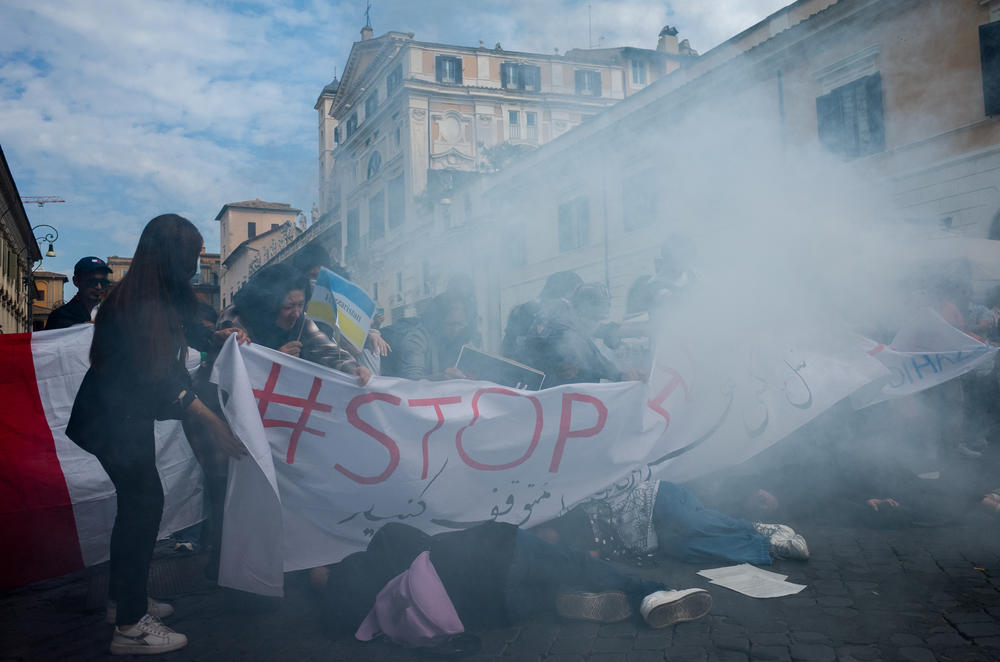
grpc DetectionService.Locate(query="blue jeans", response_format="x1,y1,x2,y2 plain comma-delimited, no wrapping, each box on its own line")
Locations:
653,482,771,565
504,530,667,621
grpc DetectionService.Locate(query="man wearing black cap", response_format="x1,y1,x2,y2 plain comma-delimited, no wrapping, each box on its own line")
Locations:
45,256,113,330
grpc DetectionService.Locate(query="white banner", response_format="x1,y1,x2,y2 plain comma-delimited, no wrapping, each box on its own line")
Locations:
212,326,879,595
850,308,997,408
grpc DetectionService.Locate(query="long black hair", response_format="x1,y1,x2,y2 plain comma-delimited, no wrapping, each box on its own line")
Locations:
91,214,202,378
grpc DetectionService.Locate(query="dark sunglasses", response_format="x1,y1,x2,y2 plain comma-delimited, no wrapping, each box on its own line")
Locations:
83,278,111,289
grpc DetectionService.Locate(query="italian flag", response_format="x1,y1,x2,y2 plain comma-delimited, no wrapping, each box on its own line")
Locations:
0,325,204,590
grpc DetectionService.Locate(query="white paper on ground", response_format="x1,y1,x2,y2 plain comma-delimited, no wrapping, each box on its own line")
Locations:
697,564,805,598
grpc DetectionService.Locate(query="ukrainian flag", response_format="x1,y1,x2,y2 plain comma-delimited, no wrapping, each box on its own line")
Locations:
308,268,376,351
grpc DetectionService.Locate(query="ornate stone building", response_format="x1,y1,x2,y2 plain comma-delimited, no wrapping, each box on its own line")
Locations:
0,146,41,334
313,26,695,321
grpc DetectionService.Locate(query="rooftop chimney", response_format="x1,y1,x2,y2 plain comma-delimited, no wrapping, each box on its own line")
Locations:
361,25,373,40
657,25,679,54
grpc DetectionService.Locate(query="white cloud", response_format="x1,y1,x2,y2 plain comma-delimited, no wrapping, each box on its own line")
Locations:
1,0,795,289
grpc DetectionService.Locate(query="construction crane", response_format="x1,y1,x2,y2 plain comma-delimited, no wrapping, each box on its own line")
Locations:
21,196,65,207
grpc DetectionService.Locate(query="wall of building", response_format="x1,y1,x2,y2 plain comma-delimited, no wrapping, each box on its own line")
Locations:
219,207,299,262
30,271,67,330
220,223,299,309
402,0,1000,351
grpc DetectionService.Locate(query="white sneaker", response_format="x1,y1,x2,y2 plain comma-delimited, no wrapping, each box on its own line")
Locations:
110,614,187,655
752,522,795,538
106,598,175,624
640,588,712,629
770,533,810,560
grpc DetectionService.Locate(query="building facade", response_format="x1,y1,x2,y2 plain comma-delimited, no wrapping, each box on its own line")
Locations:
215,200,302,309
314,26,696,321
106,255,131,284
193,251,222,311
30,270,67,331
0,146,41,334
359,0,1000,351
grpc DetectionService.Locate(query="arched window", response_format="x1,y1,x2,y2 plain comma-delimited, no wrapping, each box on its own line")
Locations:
367,151,382,179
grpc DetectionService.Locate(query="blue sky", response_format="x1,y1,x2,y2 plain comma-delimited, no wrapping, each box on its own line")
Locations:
1,0,789,294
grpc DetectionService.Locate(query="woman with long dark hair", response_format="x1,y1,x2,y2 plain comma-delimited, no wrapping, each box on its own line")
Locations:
67,214,247,655
220,262,370,382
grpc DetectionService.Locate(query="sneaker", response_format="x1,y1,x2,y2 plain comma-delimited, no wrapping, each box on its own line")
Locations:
640,589,712,629
106,598,174,625
770,533,810,561
752,522,795,538
110,614,187,655
556,590,632,622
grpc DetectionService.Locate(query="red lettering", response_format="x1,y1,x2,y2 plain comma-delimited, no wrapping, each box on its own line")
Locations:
549,393,609,473
456,388,542,471
645,367,691,429
253,363,332,465
337,392,402,484
408,396,462,479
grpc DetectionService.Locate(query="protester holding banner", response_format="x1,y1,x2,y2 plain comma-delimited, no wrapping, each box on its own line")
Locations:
313,521,712,651
66,214,248,656
220,263,370,384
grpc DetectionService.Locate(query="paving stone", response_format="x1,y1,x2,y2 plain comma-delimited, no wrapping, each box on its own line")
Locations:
945,610,994,623
592,637,635,653
788,643,835,661
834,645,880,661
633,635,669,651
975,636,1000,650
627,652,667,662
816,596,853,608
790,632,831,645
895,647,935,662
602,621,643,637
748,645,791,661
923,632,967,649
710,651,749,662
749,633,790,647
714,637,749,653
713,623,749,638
589,654,628,662
888,633,923,647
956,621,1000,639
549,636,596,654
663,645,709,662
811,581,847,595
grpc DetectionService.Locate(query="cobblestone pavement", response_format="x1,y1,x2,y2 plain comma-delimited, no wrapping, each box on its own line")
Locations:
4,447,1000,662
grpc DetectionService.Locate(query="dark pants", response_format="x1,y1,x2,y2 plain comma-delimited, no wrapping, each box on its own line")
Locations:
504,530,667,621
90,418,164,626
653,482,771,565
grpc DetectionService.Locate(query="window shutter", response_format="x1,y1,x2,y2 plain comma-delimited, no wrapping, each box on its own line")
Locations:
575,70,585,94
501,62,512,88
593,72,602,97
435,56,443,82
816,89,846,155
981,21,1000,116
455,58,463,85
864,73,886,153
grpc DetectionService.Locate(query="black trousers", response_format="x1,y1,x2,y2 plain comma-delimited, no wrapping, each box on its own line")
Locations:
89,418,164,626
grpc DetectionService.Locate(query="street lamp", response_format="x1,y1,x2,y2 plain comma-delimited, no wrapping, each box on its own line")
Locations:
32,224,59,259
